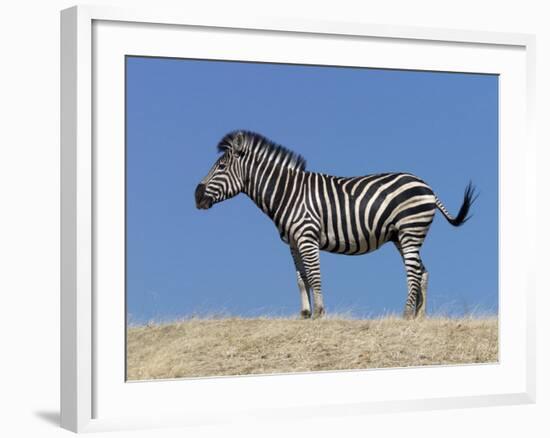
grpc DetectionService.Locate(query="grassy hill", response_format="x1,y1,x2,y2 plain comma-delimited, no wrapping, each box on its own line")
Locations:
126,315,498,381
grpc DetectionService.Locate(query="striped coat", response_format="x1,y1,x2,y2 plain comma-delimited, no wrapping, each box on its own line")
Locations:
195,131,475,319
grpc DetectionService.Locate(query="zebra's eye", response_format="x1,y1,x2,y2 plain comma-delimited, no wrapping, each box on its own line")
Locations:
218,163,226,170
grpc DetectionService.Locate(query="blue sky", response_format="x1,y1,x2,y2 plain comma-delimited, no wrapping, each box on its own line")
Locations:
126,56,498,324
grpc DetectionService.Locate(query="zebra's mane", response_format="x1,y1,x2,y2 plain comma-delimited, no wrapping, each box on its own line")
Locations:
217,130,307,172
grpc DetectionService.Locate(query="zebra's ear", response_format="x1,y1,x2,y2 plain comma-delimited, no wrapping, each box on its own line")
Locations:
232,131,245,152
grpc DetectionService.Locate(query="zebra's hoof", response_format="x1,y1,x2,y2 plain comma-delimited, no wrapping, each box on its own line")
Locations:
300,310,311,319
403,310,415,320
415,310,426,319
312,308,325,319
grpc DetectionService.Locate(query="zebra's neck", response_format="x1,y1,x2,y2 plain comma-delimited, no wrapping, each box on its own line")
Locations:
243,160,307,222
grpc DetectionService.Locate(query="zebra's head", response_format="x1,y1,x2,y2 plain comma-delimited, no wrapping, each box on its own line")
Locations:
195,131,248,210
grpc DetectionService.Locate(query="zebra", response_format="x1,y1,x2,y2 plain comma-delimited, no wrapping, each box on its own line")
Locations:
195,130,475,319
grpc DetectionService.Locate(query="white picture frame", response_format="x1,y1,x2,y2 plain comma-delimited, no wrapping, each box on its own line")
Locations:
60,4,536,433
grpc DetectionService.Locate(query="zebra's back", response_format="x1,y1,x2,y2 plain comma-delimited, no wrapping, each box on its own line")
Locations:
307,172,436,255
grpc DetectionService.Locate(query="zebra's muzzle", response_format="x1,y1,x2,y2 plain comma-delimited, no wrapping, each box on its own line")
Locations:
195,184,213,209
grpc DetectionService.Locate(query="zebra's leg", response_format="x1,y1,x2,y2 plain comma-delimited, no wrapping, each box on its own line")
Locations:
296,240,324,319
416,265,428,318
403,252,423,320
290,247,312,319
394,236,424,320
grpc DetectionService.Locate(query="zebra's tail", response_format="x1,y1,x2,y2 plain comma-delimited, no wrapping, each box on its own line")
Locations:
435,181,477,227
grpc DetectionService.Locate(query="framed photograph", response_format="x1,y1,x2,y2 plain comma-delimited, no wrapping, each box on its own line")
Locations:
61,5,536,433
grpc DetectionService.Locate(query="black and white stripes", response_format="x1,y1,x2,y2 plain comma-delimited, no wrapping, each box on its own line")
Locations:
195,131,475,319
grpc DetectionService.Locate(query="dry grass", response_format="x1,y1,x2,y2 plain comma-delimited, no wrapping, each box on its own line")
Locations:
126,315,498,380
